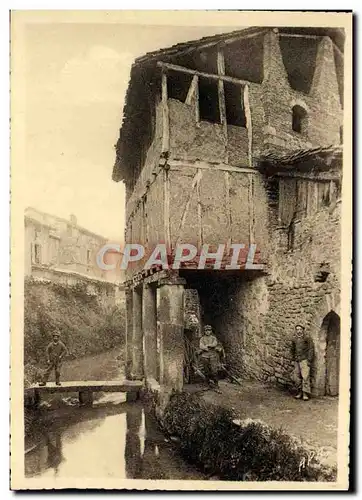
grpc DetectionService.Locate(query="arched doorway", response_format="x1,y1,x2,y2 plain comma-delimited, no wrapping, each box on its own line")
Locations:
316,311,340,397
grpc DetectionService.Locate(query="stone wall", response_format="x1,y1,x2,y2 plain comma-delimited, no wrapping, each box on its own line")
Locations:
262,31,342,155
219,192,341,394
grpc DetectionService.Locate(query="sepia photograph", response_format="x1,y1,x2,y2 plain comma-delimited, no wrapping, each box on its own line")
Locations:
10,10,352,490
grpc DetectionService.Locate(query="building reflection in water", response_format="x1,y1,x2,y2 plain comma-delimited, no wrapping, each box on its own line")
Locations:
25,402,197,480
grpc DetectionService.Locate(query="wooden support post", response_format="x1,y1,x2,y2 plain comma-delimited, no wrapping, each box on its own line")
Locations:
131,287,144,380
217,47,228,158
185,74,199,125
163,167,171,251
196,169,203,247
158,276,186,392
161,71,169,154
248,174,255,244
244,84,253,168
125,290,133,379
225,171,232,249
142,284,158,382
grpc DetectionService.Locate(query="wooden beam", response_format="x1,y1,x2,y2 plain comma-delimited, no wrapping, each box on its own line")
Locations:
217,47,228,151
157,61,253,87
175,170,202,246
279,33,321,40
185,74,198,105
196,169,203,247
168,159,259,174
161,71,169,153
244,85,253,169
217,47,225,75
163,167,171,250
185,74,200,124
225,172,232,248
248,175,255,244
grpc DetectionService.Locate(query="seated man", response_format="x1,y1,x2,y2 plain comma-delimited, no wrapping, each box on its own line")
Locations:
198,325,223,390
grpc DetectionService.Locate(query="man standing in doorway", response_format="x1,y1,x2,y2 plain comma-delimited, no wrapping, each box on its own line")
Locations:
199,325,223,391
291,324,314,401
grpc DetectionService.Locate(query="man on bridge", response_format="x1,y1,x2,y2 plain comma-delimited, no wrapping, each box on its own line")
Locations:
39,332,68,386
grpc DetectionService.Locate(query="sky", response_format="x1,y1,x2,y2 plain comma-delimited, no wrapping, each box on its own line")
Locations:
23,19,242,241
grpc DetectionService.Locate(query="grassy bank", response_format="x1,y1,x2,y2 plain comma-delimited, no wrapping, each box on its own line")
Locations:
24,277,125,386
159,392,337,482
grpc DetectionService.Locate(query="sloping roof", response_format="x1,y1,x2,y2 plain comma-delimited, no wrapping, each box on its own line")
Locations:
258,145,343,174
134,26,345,66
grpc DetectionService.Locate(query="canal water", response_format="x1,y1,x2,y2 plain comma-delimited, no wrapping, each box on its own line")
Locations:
25,392,206,480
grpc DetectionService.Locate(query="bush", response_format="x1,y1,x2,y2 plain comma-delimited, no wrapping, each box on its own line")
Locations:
161,392,336,482
24,278,126,378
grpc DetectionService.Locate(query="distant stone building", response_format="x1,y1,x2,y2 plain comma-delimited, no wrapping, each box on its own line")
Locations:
24,207,124,286
113,27,343,398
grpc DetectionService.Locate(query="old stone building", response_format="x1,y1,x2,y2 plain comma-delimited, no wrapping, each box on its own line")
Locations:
25,207,124,285
112,27,343,399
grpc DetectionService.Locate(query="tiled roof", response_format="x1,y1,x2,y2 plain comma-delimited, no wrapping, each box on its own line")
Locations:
258,145,343,173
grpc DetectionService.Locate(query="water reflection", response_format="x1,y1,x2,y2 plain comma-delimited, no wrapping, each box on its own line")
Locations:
25,400,204,480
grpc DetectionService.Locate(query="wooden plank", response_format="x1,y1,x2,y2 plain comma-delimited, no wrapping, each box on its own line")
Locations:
175,170,202,245
196,169,203,247
225,172,232,247
244,85,253,168
157,61,253,87
279,33,321,39
248,175,255,244
163,168,171,250
161,71,169,153
26,380,143,394
185,74,198,105
217,49,227,153
168,159,258,174
217,47,225,75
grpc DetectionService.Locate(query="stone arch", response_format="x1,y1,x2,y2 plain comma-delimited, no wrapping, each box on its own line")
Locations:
309,291,340,396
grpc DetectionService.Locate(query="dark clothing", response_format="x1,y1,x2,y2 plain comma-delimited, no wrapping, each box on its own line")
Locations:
43,341,67,384
46,341,67,362
43,360,62,384
200,351,219,383
291,335,314,363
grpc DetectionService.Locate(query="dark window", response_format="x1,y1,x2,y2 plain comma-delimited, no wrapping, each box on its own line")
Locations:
224,82,246,127
198,77,220,123
87,250,91,263
339,125,343,144
34,243,42,264
292,105,308,134
167,70,194,103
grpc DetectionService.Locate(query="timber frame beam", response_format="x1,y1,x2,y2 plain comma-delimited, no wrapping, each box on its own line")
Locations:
157,61,254,87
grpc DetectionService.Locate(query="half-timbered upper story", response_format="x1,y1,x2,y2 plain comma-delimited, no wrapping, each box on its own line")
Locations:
112,27,344,277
